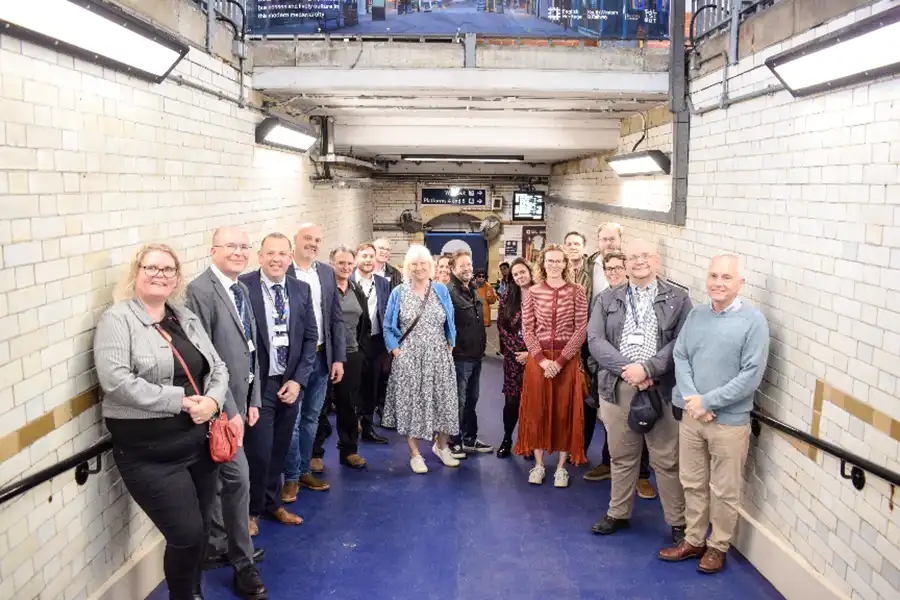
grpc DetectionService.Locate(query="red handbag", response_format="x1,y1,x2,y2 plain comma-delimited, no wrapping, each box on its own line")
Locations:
156,325,239,463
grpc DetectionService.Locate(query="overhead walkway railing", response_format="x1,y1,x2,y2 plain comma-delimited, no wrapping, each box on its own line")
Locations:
691,0,784,60
751,409,900,501
0,438,112,506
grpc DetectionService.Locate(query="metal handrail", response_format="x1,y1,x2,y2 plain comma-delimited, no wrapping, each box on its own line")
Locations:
750,410,900,492
0,438,112,506
691,0,783,42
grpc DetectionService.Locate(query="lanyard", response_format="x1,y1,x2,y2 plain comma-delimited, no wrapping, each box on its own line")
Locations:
627,286,645,329
261,280,289,320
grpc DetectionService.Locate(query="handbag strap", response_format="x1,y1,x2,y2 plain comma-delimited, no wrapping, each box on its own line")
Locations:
397,282,431,347
155,324,201,397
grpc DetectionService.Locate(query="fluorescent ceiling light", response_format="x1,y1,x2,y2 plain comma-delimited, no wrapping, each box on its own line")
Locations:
255,117,319,153
765,6,900,98
401,155,525,163
0,0,189,83
607,150,671,176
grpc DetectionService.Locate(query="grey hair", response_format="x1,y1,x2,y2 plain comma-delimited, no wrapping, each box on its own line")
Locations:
330,245,357,260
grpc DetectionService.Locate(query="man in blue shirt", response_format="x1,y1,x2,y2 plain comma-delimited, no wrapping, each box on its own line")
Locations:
658,254,769,574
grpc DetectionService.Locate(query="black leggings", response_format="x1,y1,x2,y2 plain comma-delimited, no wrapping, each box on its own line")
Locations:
112,429,218,600
503,394,521,439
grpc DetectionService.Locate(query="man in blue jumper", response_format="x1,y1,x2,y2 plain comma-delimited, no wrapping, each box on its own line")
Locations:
658,254,769,574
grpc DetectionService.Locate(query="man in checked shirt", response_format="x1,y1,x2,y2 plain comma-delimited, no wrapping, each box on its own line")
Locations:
587,239,693,547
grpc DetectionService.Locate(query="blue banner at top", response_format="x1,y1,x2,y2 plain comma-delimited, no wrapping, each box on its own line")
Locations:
248,0,671,40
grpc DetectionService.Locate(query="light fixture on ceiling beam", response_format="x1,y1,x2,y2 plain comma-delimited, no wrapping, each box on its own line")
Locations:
606,150,671,177
0,0,189,84
401,155,525,163
255,117,319,153
765,6,900,98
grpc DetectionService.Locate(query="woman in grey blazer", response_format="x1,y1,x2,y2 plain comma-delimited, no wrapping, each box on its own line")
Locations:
93,243,230,600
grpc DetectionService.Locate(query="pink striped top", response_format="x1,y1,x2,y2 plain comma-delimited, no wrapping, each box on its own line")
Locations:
521,281,588,367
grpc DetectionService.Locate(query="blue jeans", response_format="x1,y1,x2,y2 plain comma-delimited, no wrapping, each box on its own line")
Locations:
452,358,482,446
283,351,329,482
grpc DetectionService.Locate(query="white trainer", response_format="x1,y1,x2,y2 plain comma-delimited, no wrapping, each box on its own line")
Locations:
528,465,546,485
554,468,569,488
432,444,460,467
410,454,428,474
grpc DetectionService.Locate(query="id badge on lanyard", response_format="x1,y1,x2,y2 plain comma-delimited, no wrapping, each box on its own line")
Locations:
625,288,644,346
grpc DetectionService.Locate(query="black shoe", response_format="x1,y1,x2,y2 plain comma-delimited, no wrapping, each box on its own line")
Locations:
591,515,630,535
672,526,686,546
463,439,494,453
448,443,467,459
233,565,268,600
202,552,229,571
496,438,512,458
361,430,389,444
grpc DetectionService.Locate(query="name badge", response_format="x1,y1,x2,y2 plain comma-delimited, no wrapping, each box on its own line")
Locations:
626,333,644,346
273,335,289,348
273,324,288,334
247,340,256,353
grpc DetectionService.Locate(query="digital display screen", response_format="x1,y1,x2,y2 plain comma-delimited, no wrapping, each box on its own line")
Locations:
512,191,544,221
248,0,671,40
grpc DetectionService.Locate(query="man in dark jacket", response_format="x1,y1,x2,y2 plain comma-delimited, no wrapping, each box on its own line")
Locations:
587,239,692,547
447,250,492,457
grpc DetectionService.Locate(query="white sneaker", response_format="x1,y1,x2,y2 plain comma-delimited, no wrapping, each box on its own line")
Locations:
528,465,546,485
410,454,428,474
432,444,460,467
554,468,569,488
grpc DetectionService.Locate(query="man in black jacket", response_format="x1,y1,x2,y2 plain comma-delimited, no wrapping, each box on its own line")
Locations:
373,238,403,289
447,250,492,456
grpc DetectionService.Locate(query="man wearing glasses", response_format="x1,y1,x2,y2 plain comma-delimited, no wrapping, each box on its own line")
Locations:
587,239,692,548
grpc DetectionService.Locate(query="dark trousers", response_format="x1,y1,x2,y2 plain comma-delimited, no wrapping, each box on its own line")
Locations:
502,394,520,439
245,376,300,516
314,351,365,459
113,433,217,600
360,334,389,434
452,358,482,446
595,418,651,478
207,447,255,571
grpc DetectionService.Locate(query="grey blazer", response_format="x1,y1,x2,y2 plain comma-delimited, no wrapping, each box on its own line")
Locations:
94,299,229,420
185,267,261,417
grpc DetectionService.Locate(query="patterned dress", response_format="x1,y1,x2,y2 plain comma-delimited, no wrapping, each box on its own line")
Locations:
497,292,526,397
382,284,459,440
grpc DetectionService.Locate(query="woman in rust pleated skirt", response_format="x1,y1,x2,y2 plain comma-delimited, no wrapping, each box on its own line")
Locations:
514,244,589,488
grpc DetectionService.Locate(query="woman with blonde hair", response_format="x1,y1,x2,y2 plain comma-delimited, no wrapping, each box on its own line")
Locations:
94,243,232,600
514,243,589,488
382,244,460,473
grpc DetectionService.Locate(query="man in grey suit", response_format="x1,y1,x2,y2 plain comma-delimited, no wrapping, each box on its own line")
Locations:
186,226,268,600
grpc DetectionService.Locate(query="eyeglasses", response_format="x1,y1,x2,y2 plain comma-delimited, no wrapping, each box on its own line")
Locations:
545,259,566,266
604,265,625,273
141,265,178,278
214,243,251,253
626,253,654,263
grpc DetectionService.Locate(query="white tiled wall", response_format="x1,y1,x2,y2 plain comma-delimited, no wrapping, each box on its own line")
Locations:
547,3,900,599
0,36,373,600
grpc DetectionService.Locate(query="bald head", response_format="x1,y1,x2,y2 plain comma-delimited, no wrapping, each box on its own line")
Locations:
294,223,322,265
210,226,250,278
623,239,660,286
707,254,745,311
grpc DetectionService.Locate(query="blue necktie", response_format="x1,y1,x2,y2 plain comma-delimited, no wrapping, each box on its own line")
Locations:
272,283,288,369
230,284,252,342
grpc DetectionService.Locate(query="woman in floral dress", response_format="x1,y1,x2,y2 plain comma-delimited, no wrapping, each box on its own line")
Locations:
496,258,533,458
382,244,460,474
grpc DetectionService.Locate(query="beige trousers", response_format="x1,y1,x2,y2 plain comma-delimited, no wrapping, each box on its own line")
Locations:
599,380,685,526
679,414,751,552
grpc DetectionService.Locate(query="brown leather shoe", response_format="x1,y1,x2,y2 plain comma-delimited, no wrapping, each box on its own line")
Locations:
637,478,657,499
583,464,611,481
658,539,706,562
698,547,726,573
341,453,367,469
281,481,300,503
299,473,330,491
310,458,325,473
270,507,303,525
249,516,259,537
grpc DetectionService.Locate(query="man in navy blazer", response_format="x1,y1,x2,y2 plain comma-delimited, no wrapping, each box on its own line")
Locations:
281,223,347,497
240,233,318,529
352,242,391,443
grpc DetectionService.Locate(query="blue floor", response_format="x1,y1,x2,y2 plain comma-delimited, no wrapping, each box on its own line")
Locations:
149,357,783,600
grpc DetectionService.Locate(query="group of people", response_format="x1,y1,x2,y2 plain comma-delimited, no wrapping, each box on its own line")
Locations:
92,219,769,600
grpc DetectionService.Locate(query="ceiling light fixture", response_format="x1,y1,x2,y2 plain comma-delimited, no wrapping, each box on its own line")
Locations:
0,0,189,84
255,117,319,153
606,150,671,177
765,6,900,98
401,155,525,163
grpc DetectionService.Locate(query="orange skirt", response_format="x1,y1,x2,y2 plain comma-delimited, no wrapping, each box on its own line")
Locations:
513,350,587,465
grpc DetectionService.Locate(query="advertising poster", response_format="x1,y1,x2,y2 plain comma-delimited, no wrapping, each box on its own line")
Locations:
504,240,519,256
248,0,671,40
522,226,546,263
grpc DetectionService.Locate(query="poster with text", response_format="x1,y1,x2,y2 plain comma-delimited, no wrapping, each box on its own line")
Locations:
522,226,546,263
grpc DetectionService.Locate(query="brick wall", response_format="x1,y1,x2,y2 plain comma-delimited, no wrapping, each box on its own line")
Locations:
0,35,372,600
547,4,900,599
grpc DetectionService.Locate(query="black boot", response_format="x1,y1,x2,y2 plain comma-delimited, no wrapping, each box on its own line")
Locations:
233,564,268,600
496,437,512,458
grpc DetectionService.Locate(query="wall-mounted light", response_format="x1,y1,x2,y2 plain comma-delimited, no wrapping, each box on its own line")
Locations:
607,150,671,177
765,6,900,98
0,0,189,84
401,155,525,163
255,117,319,153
